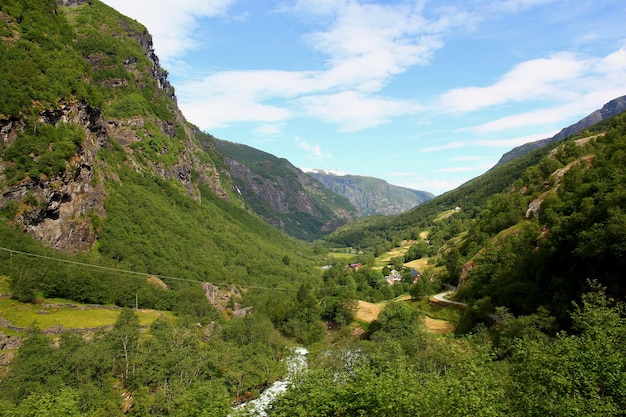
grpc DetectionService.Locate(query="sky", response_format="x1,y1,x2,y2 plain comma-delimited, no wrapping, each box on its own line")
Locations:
100,0,626,195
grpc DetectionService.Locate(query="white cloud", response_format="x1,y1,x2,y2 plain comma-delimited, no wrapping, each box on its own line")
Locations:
400,177,470,196
440,45,626,118
100,0,235,65
181,95,291,130
254,123,285,136
296,92,421,131
175,0,452,130
484,0,560,14
468,101,585,134
294,137,331,161
440,52,589,113
420,141,465,153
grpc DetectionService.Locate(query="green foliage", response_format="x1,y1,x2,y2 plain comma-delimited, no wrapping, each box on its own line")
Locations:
368,301,421,340
409,275,434,300
268,285,626,417
173,381,231,417
96,169,318,291
508,283,626,416
404,240,431,262
3,123,85,184
458,112,626,325
0,0,98,116
107,308,141,382
320,263,400,304
278,284,325,345
8,269,37,303
320,296,357,326
269,336,511,417
106,92,150,117
9,387,82,417
0,221,180,311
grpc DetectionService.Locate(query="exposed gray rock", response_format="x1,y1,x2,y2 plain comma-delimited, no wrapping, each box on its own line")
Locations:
201,282,219,307
0,331,21,350
304,169,434,217
232,306,254,317
0,101,108,252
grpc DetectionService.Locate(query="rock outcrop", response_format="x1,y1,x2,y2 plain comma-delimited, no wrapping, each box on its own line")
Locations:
0,101,108,252
304,169,434,217
0,4,230,252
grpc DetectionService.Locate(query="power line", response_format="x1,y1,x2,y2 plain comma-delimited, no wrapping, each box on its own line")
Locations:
0,246,296,292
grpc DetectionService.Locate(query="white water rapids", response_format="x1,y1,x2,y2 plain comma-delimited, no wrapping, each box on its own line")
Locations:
231,347,308,417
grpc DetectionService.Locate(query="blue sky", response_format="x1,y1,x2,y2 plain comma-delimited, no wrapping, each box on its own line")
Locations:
100,0,626,195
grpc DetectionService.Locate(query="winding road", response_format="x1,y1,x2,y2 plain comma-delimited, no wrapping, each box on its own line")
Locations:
429,290,467,309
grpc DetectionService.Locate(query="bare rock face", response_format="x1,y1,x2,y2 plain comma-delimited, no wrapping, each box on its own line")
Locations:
0,116,24,148
232,306,254,317
201,282,220,307
0,101,108,252
201,282,245,312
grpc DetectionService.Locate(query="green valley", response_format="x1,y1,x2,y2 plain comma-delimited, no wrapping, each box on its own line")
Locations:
0,0,625,416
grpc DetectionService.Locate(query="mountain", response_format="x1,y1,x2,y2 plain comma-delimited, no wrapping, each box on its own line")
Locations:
496,95,626,166
1,3,625,415
303,168,434,217
0,0,322,296
323,102,626,326
214,139,357,240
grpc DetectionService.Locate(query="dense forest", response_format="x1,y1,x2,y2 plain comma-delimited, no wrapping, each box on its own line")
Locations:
0,0,625,415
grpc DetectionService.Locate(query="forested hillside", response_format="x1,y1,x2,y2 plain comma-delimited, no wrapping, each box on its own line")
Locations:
324,107,626,328
0,1,329,412
0,0,323,291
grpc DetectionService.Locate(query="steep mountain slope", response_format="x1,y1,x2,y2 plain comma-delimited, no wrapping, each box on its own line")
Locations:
0,0,320,299
303,168,434,217
496,95,626,166
453,115,626,324
323,101,626,327
215,140,357,240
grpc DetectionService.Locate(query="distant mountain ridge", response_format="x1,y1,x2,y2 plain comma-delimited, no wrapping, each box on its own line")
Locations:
214,140,358,240
496,95,626,166
303,168,434,217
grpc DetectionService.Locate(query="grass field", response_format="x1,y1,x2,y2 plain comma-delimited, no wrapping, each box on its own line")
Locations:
0,296,174,330
374,240,417,267
353,294,459,334
0,275,174,331
403,258,430,271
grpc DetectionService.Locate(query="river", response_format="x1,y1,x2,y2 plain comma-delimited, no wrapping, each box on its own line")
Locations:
231,347,308,417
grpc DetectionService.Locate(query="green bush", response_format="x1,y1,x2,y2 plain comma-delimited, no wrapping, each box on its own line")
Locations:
3,123,85,184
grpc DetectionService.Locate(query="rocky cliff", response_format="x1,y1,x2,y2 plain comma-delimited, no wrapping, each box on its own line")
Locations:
215,140,357,240
303,169,434,217
0,0,229,252
0,101,107,251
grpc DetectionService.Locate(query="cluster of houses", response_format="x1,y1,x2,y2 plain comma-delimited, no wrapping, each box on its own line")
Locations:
322,263,422,287
385,268,421,286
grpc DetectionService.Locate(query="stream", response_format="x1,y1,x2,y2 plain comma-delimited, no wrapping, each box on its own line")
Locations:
231,347,308,417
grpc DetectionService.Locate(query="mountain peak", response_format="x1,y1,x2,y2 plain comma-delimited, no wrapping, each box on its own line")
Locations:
304,170,433,217
496,94,626,166
300,168,353,177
